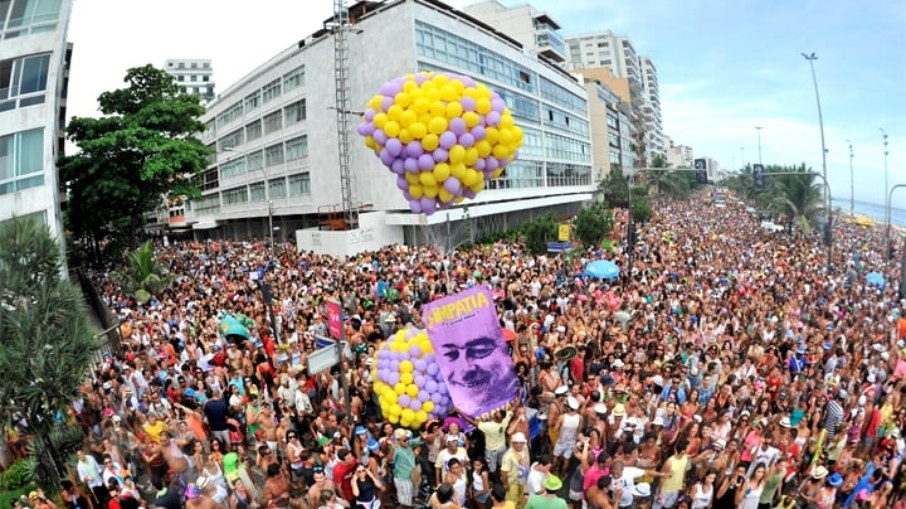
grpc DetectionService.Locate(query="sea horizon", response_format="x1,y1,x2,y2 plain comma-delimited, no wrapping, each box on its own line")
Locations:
831,198,906,227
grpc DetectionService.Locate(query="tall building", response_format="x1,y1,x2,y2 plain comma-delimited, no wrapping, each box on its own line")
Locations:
566,31,664,166
164,59,215,102
187,0,594,256
666,139,694,169
462,0,566,64
0,0,75,239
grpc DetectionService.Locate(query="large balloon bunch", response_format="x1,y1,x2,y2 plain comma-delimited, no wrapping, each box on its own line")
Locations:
357,72,523,215
372,328,453,429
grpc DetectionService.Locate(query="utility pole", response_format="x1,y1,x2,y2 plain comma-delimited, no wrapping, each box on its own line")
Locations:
845,140,854,214
881,128,890,239
801,52,829,211
755,126,763,165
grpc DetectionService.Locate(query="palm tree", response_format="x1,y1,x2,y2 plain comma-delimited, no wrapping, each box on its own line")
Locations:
115,241,172,304
643,169,690,201
767,164,825,232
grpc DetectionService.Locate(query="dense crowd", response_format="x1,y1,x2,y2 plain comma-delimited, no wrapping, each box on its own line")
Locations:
23,195,906,509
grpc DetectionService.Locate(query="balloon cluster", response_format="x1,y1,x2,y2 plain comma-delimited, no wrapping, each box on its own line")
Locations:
372,328,453,429
357,72,523,215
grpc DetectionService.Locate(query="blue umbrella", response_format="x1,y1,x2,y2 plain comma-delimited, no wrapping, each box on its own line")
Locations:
585,260,620,280
866,272,886,289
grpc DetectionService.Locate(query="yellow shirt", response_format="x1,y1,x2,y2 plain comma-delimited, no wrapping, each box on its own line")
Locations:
661,454,688,493
478,412,513,452
143,421,166,443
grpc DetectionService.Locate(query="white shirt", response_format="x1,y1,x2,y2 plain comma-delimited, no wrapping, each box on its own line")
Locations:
527,465,547,496
614,467,646,508
77,456,103,488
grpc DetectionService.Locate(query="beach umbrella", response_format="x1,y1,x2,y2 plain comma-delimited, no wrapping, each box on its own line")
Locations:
585,260,620,280
866,272,886,289
219,314,251,344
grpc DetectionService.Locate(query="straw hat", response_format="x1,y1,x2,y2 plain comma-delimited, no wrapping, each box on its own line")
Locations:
812,466,829,480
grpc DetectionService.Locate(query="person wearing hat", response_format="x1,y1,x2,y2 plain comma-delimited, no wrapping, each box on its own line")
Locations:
501,432,530,505
552,396,581,474
524,475,567,509
435,435,470,486
392,429,424,508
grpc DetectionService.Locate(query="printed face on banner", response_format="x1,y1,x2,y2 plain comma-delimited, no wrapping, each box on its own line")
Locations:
423,286,518,418
327,300,342,340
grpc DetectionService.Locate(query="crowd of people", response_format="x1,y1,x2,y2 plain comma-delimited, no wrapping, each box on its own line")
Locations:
21,194,906,509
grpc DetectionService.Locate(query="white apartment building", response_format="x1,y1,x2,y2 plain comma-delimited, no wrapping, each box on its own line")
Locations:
187,0,594,255
666,142,694,169
164,59,215,102
0,0,74,239
639,56,664,162
463,0,566,64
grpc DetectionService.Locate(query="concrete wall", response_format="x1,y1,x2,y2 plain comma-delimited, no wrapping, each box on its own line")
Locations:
584,82,613,183
296,211,404,257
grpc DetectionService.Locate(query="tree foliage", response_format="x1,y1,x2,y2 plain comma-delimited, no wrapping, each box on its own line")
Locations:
113,241,173,304
765,164,825,231
0,218,98,447
59,65,213,246
598,166,631,207
523,213,558,255
631,194,654,223
574,202,614,246
643,169,691,200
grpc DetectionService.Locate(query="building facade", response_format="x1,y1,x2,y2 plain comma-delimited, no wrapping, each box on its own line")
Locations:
0,0,74,238
462,0,566,64
666,141,694,169
186,0,594,252
164,59,215,102
639,56,664,163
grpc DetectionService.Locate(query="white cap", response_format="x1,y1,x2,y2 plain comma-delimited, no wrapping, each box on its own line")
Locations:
612,359,624,369
511,432,527,443
554,386,569,395
594,403,607,415
567,396,580,410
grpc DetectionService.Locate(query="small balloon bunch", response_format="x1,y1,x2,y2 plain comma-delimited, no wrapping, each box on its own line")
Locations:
372,328,452,429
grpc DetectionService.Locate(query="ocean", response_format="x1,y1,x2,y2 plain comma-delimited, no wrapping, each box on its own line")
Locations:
831,198,906,227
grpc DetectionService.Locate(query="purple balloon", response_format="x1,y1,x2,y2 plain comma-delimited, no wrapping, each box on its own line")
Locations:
463,189,477,199
391,159,405,175
427,364,439,376
414,375,426,387
414,74,428,85
404,158,419,173
385,138,403,157
486,156,499,171
396,176,409,190
380,96,393,112
460,96,477,112
426,380,438,393
405,141,424,158
491,97,506,113
486,111,501,127
424,354,435,364
418,154,435,171
373,129,388,145
356,123,370,136
402,190,412,201
449,118,467,136
398,394,411,407
380,149,395,166
364,109,376,121
443,177,461,194
420,195,436,209
474,158,487,171
409,345,422,357
470,125,486,141
414,359,426,371
431,392,443,403
388,372,401,385
379,82,394,95
439,131,458,150
418,391,430,402
432,148,449,163
409,399,422,411
458,133,475,148
461,76,477,87
409,199,422,213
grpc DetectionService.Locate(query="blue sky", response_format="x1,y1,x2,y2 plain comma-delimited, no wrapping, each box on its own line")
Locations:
67,0,905,206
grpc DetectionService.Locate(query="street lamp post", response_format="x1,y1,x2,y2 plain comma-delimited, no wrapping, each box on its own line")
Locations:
845,140,854,214
881,128,890,238
755,126,763,165
801,53,829,211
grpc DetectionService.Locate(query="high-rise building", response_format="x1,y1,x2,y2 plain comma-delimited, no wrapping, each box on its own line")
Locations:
666,139,694,169
639,56,664,163
463,0,566,64
0,0,75,239
165,59,215,102
187,0,594,256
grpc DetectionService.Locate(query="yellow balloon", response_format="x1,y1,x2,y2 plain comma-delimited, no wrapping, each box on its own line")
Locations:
475,140,492,157
433,163,451,182
388,414,399,424
410,122,427,139
412,98,430,114
419,172,437,188
373,113,388,129
401,373,414,385
448,145,466,164
400,110,417,127
423,185,439,199
422,401,435,413
476,84,492,99
394,92,411,107
439,189,453,203
416,410,428,422
451,79,465,94
511,125,524,142
462,87,479,99
425,88,441,102
432,74,449,87
405,173,420,185
470,180,485,193
364,137,376,150
418,114,432,126
464,148,479,165
476,97,492,115
387,105,403,121
463,169,479,186
390,403,403,416
428,117,448,135
493,145,509,160
394,383,407,395
421,133,439,150
463,111,481,128
484,127,499,145
403,81,417,93
500,113,515,129
454,196,465,204
368,95,383,111
384,121,400,138
399,129,413,144
401,408,416,422
429,101,446,118
450,163,467,179
440,85,458,102
499,128,513,145
409,185,424,199
492,168,505,178
406,385,419,398
420,339,433,353
445,101,463,120
400,360,414,373
384,390,398,404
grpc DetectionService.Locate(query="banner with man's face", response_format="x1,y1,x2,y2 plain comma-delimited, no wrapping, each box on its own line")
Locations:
423,286,518,419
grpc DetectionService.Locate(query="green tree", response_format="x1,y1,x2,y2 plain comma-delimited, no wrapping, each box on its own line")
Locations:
574,202,614,246
766,164,825,231
60,65,213,248
113,241,173,304
0,218,98,485
522,213,558,255
643,169,691,200
631,194,653,223
598,165,631,206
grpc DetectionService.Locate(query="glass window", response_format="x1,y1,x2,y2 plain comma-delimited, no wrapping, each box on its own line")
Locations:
218,128,243,152
544,105,589,138
192,194,221,216
283,66,305,92
222,186,248,205
247,150,263,171
284,99,305,126
244,90,260,112
249,181,266,202
288,173,310,196
217,101,243,128
545,132,591,163
487,159,544,190
0,53,50,107
263,111,282,135
220,157,246,179
245,119,262,142
265,143,284,167
262,78,281,103
609,132,620,148
269,177,286,199
518,126,543,157
0,128,44,195
540,77,587,115
285,135,308,161
610,151,620,164
4,0,61,35
546,162,591,187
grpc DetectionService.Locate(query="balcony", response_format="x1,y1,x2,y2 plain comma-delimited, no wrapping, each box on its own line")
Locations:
533,14,566,63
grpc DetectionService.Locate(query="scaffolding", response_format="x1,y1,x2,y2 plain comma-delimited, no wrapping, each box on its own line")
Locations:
332,0,357,230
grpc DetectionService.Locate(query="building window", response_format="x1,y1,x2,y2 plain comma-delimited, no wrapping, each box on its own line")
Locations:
177,75,184,82
247,150,263,171
0,128,44,195
217,101,243,128
284,99,305,126
202,76,209,82
249,181,266,202
1,0,62,38
245,120,262,142
288,173,310,196
545,132,591,163
283,65,305,92
218,128,243,152
610,151,620,164
546,162,591,187
263,110,282,135
220,157,246,179
192,194,221,216
269,177,286,198
222,186,248,205
265,143,284,167
0,53,50,110
190,62,198,69
190,75,197,82
540,77,587,115
244,90,260,112
285,135,308,161
262,78,281,103
486,159,544,190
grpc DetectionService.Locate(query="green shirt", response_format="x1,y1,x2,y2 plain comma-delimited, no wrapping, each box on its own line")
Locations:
393,437,423,480
525,495,567,509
